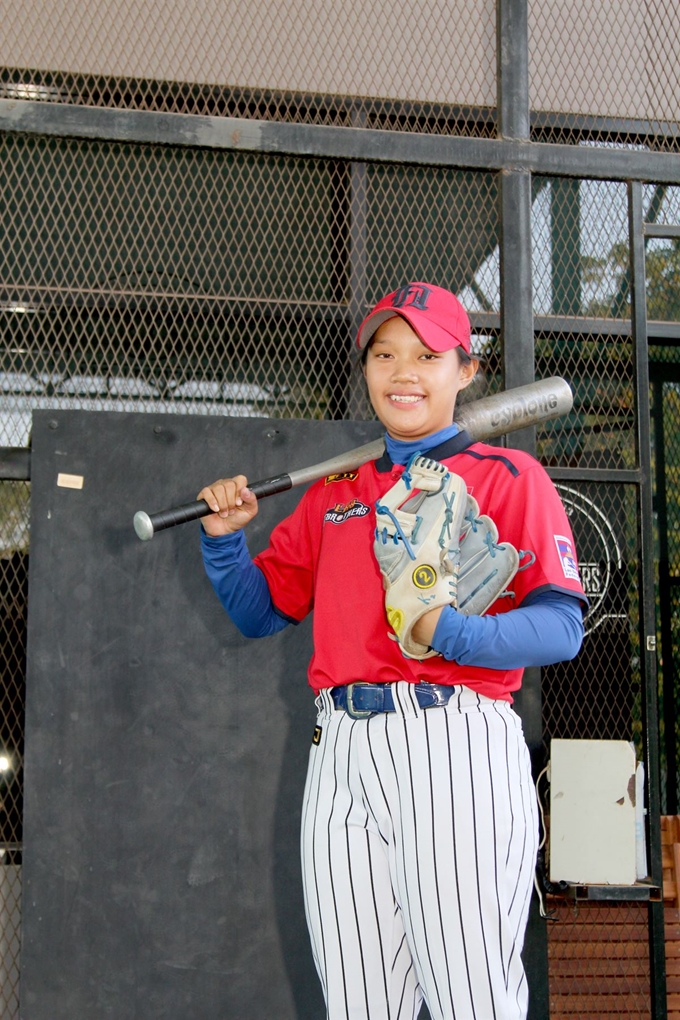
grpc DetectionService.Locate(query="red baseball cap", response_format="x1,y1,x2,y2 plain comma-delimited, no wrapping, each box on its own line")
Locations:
356,282,471,354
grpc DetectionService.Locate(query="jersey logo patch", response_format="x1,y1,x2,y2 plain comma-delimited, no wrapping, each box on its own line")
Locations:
325,472,358,484
324,499,371,525
312,725,322,745
554,535,580,581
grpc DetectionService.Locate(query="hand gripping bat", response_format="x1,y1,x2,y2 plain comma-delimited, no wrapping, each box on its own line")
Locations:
133,376,572,541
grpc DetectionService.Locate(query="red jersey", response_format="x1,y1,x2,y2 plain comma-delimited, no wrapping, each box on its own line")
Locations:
254,435,586,701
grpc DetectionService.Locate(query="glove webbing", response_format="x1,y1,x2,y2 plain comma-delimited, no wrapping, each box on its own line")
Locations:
458,504,519,613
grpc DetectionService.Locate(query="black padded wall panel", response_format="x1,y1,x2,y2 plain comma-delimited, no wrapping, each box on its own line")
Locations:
21,410,382,1020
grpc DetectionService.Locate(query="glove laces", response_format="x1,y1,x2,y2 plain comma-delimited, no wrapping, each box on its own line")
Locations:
400,451,423,490
375,480,458,560
465,505,506,559
375,504,420,560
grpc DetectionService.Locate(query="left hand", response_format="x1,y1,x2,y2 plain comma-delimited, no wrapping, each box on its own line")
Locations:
411,606,445,647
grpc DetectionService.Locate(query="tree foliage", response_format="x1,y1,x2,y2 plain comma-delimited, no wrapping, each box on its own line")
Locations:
584,239,680,320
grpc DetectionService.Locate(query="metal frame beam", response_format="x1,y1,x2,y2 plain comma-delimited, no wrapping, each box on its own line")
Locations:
497,0,534,442
496,7,549,1020
497,0,529,140
651,376,676,814
629,179,667,1020
1,99,679,184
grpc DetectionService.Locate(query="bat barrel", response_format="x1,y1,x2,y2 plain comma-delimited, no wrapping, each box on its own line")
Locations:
454,376,573,442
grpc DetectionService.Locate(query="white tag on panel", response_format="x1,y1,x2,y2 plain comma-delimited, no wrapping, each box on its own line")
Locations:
57,473,84,490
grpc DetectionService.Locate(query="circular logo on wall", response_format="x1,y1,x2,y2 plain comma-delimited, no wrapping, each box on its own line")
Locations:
555,485,627,637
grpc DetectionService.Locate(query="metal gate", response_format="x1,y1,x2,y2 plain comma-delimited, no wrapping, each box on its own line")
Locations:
652,344,680,818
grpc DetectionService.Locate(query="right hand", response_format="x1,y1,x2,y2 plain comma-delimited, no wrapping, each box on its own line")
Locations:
197,475,259,537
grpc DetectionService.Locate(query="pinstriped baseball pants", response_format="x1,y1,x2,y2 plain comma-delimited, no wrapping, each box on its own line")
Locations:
301,683,539,1020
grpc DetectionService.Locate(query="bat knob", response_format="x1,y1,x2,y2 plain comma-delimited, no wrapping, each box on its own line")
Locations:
134,511,154,541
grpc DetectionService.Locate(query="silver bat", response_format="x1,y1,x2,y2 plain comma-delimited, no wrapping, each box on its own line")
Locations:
133,376,573,540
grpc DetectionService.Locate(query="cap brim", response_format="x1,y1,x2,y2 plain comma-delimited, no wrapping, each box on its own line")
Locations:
357,307,465,353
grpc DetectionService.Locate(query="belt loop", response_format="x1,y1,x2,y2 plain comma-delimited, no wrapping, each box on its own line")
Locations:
391,681,421,719
316,688,335,720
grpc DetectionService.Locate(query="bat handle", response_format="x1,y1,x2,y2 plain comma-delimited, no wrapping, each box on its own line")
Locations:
133,474,293,541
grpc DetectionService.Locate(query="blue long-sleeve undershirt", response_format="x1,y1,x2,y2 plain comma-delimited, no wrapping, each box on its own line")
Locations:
384,423,459,464
200,528,584,667
201,529,290,638
430,591,583,668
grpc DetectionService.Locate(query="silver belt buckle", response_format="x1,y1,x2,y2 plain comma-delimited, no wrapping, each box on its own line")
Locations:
345,682,376,720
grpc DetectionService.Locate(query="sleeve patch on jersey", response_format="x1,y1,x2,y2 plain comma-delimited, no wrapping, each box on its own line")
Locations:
325,472,358,484
312,725,322,745
554,535,580,581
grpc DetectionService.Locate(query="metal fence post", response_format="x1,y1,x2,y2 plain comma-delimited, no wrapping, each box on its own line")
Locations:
497,0,535,454
345,107,371,420
497,3,548,1018
629,179,668,1020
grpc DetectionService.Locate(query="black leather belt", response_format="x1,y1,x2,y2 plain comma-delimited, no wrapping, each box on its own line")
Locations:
331,682,457,720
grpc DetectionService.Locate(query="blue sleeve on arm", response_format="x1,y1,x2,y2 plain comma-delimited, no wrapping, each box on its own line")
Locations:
430,590,584,669
200,529,289,638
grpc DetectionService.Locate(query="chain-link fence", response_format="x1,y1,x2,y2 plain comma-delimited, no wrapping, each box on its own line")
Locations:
0,0,498,136
2,1,679,148
1,1,680,1017
651,372,680,819
0,133,503,438
528,0,680,149
547,902,652,1019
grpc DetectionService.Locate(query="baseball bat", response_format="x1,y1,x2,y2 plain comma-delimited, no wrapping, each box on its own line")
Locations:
133,375,572,541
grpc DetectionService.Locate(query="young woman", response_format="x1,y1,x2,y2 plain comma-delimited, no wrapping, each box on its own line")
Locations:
199,283,586,1020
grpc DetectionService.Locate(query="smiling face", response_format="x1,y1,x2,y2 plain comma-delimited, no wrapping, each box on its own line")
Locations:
363,316,478,441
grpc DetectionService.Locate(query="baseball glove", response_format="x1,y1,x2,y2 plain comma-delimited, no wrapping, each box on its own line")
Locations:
374,457,520,659
374,456,468,659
